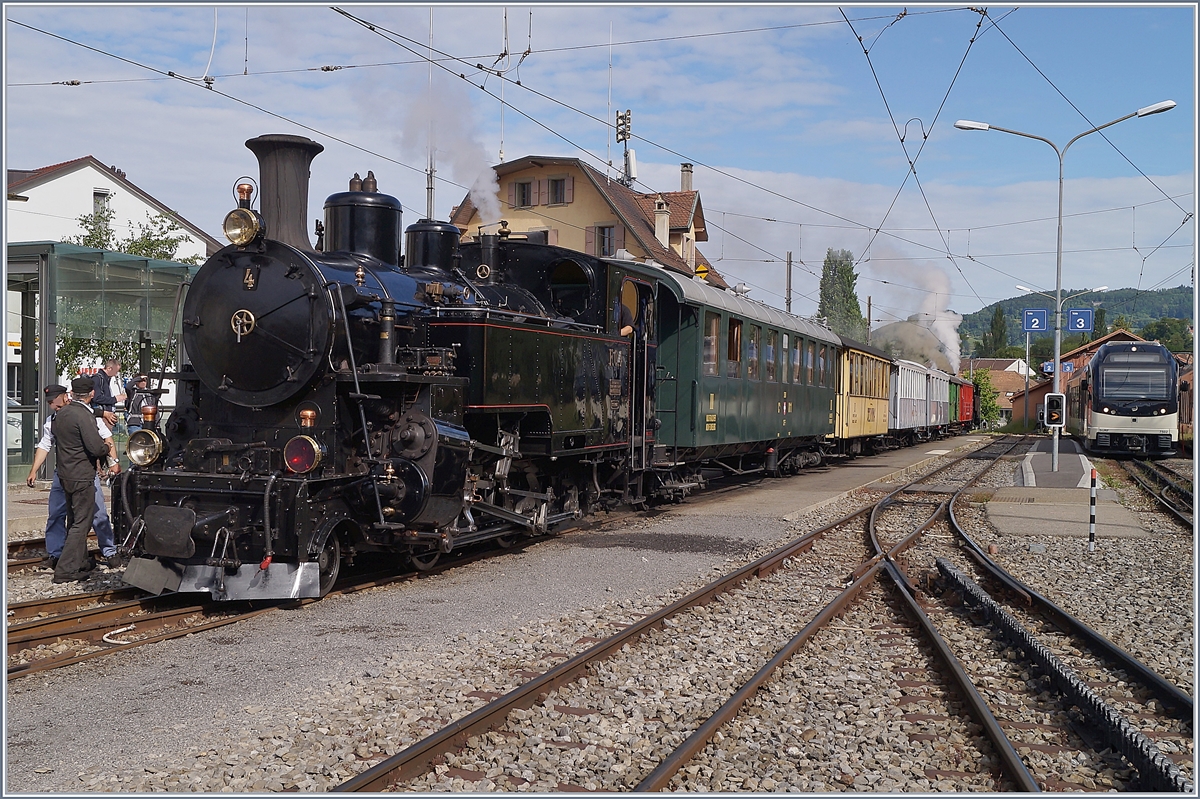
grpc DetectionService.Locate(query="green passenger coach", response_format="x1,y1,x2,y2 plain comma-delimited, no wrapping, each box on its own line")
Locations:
616,260,841,475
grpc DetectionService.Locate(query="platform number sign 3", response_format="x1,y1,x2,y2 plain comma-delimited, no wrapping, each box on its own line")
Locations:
1023,309,1048,333
1067,309,1094,332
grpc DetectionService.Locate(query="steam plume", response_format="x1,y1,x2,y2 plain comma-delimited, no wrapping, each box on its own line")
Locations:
397,71,500,223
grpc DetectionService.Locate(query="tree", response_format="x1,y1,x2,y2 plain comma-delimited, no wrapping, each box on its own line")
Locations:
1111,314,1131,332
56,207,200,377
817,248,867,341
972,369,1001,427
71,206,203,265
1092,307,1107,341
1138,317,1193,352
980,304,1007,356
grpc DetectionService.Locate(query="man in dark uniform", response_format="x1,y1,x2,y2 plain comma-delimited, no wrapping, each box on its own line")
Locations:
52,377,111,583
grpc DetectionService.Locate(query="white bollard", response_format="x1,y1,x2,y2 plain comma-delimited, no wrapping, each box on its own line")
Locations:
1088,468,1097,553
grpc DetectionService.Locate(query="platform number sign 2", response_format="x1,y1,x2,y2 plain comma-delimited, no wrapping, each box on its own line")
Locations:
1023,309,1048,333
1067,309,1094,332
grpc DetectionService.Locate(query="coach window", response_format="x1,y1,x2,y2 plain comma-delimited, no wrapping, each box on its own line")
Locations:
772,328,782,379
791,337,802,383
818,345,827,387
747,326,761,380
727,318,743,379
703,312,719,376
806,342,815,385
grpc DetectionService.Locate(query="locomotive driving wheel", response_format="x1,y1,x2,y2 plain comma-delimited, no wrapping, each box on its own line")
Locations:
317,535,341,597
409,546,440,571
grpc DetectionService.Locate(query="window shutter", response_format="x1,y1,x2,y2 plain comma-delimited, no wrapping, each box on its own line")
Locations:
507,182,515,209
538,180,548,206
564,176,574,203
585,226,595,255
614,226,625,251
548,229,558,246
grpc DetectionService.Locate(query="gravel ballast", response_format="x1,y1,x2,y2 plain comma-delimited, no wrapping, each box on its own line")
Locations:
4,439,1192,792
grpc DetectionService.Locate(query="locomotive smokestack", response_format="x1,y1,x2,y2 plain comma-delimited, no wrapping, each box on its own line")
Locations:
245,134,325,251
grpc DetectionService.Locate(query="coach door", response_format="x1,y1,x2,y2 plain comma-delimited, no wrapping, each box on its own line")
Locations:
619,278,656,470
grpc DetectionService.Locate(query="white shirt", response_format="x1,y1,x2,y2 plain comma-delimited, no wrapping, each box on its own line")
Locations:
36,411,113,452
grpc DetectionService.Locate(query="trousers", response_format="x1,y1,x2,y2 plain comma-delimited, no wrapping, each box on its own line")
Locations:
46,472,116,558
55,478,97,579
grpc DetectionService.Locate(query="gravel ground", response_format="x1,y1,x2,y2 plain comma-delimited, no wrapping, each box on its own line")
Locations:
4,437,1192,793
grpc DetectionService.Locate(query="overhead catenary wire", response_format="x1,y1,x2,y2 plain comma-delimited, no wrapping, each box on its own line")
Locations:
984,11,1191,220
842,7,989,311
9,11,1187,322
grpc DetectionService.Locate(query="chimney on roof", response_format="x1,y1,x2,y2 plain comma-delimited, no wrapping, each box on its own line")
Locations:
680,163,693,192
655,196,670,247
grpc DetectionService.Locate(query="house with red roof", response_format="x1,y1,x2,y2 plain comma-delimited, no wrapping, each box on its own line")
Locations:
449,158,726,288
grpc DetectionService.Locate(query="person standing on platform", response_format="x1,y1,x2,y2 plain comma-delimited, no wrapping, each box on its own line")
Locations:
91,358,125,427
51,377,113,583
26,384,123,570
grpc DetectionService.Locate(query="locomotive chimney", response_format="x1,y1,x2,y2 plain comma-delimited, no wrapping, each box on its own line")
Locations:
245,134,325,251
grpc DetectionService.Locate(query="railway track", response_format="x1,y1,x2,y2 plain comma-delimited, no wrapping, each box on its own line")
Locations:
4,507,641,682
1117,459,1194,528
890,472,1193,791
331,435,1192,793
7,534,102,574
327,437,1017,791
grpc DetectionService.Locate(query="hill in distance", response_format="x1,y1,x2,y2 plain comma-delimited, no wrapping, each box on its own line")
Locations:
958,285,1192,344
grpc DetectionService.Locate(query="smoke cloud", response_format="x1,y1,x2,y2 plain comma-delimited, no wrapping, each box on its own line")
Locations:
396,71,500,223
861,246,962,373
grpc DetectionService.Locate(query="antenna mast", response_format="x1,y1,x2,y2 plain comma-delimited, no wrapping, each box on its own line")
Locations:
426,8,436,219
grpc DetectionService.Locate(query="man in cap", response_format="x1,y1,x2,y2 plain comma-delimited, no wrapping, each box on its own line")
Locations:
27,383,122,570
124,374,156,436
49,377,115,583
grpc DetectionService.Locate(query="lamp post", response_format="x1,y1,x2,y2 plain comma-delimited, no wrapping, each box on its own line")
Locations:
1015,285,1109,459
956,100,1175,471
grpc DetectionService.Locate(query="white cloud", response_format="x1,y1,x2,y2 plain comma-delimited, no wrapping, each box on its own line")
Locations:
5,4,1192,318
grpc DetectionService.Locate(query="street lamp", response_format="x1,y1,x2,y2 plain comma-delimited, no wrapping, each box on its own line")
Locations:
956,100,1175,470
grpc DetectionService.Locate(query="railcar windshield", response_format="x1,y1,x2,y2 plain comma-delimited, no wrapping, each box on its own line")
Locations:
1097,349,1173,401
1099,368,1172,400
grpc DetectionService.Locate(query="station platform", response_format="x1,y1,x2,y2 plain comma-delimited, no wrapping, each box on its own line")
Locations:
4,482,115,536
986,436,1147,539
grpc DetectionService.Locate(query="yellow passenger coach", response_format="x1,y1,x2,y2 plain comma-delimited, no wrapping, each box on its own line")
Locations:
830,337,893,455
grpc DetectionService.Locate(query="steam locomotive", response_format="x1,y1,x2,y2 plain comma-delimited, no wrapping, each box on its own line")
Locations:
116,133,972,602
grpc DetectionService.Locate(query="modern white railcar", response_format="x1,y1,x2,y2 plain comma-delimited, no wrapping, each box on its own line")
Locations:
1066,341,1182,457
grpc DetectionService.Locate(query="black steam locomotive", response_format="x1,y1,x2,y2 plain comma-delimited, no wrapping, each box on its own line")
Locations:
117,134,645,600
119,132,859,601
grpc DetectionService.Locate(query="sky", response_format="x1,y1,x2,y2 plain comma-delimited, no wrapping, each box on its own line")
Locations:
4,3,1196,329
